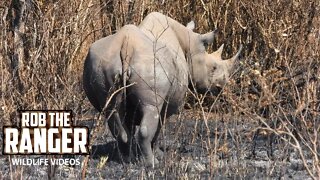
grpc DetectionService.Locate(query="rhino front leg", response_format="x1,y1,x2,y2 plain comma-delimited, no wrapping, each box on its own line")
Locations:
138,105,161,167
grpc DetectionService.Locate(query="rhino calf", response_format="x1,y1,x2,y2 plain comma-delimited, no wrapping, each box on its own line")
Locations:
83,12,242,167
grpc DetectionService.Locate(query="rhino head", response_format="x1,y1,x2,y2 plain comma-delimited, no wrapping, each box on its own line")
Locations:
185,22,243,94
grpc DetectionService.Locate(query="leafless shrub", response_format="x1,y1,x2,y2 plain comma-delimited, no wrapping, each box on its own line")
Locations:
1,0,319,179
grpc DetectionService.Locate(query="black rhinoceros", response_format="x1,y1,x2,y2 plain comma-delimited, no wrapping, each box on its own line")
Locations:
83,12,242,167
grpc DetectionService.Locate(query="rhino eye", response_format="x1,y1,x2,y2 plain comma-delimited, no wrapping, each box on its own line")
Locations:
210,66,217,75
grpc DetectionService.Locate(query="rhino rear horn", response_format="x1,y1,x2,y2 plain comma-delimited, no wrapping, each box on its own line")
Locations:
211,44,224,59
200,30,217,44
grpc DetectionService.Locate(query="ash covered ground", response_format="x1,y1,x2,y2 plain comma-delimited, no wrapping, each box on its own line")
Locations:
0,110,313,179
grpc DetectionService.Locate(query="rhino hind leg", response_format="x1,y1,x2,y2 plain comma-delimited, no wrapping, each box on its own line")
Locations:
152,104,173,160
107,109,140,163
138,105,162,167
124,113,138,159
151,117,164,159
106,110,131,155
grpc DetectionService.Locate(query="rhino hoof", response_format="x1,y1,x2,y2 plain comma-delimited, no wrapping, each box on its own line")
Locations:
143,156,159,168
155,147,164,159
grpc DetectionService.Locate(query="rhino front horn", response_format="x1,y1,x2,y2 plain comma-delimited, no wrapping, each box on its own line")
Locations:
229,44,243,63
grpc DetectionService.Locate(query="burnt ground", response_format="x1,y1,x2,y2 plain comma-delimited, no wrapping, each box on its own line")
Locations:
0,110,314,179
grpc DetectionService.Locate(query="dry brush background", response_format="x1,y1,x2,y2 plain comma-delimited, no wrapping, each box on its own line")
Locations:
0,0,319,179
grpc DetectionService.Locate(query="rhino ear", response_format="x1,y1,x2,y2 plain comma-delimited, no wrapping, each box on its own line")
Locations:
186,21,195,30
200,30,216,44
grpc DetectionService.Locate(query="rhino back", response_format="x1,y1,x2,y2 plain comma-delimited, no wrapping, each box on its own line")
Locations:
118,24,189,110
127,36,188,109
84,24,189,112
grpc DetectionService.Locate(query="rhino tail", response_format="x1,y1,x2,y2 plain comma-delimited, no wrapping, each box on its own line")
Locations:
120,35,134,81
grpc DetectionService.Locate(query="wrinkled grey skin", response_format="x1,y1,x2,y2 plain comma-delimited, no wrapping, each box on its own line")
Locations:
83,12,242,167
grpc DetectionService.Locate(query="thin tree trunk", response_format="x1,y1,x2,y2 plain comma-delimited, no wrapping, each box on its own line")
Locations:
11,0,26,92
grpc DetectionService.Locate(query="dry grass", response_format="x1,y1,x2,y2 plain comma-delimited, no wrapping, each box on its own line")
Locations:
0,0,319,179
